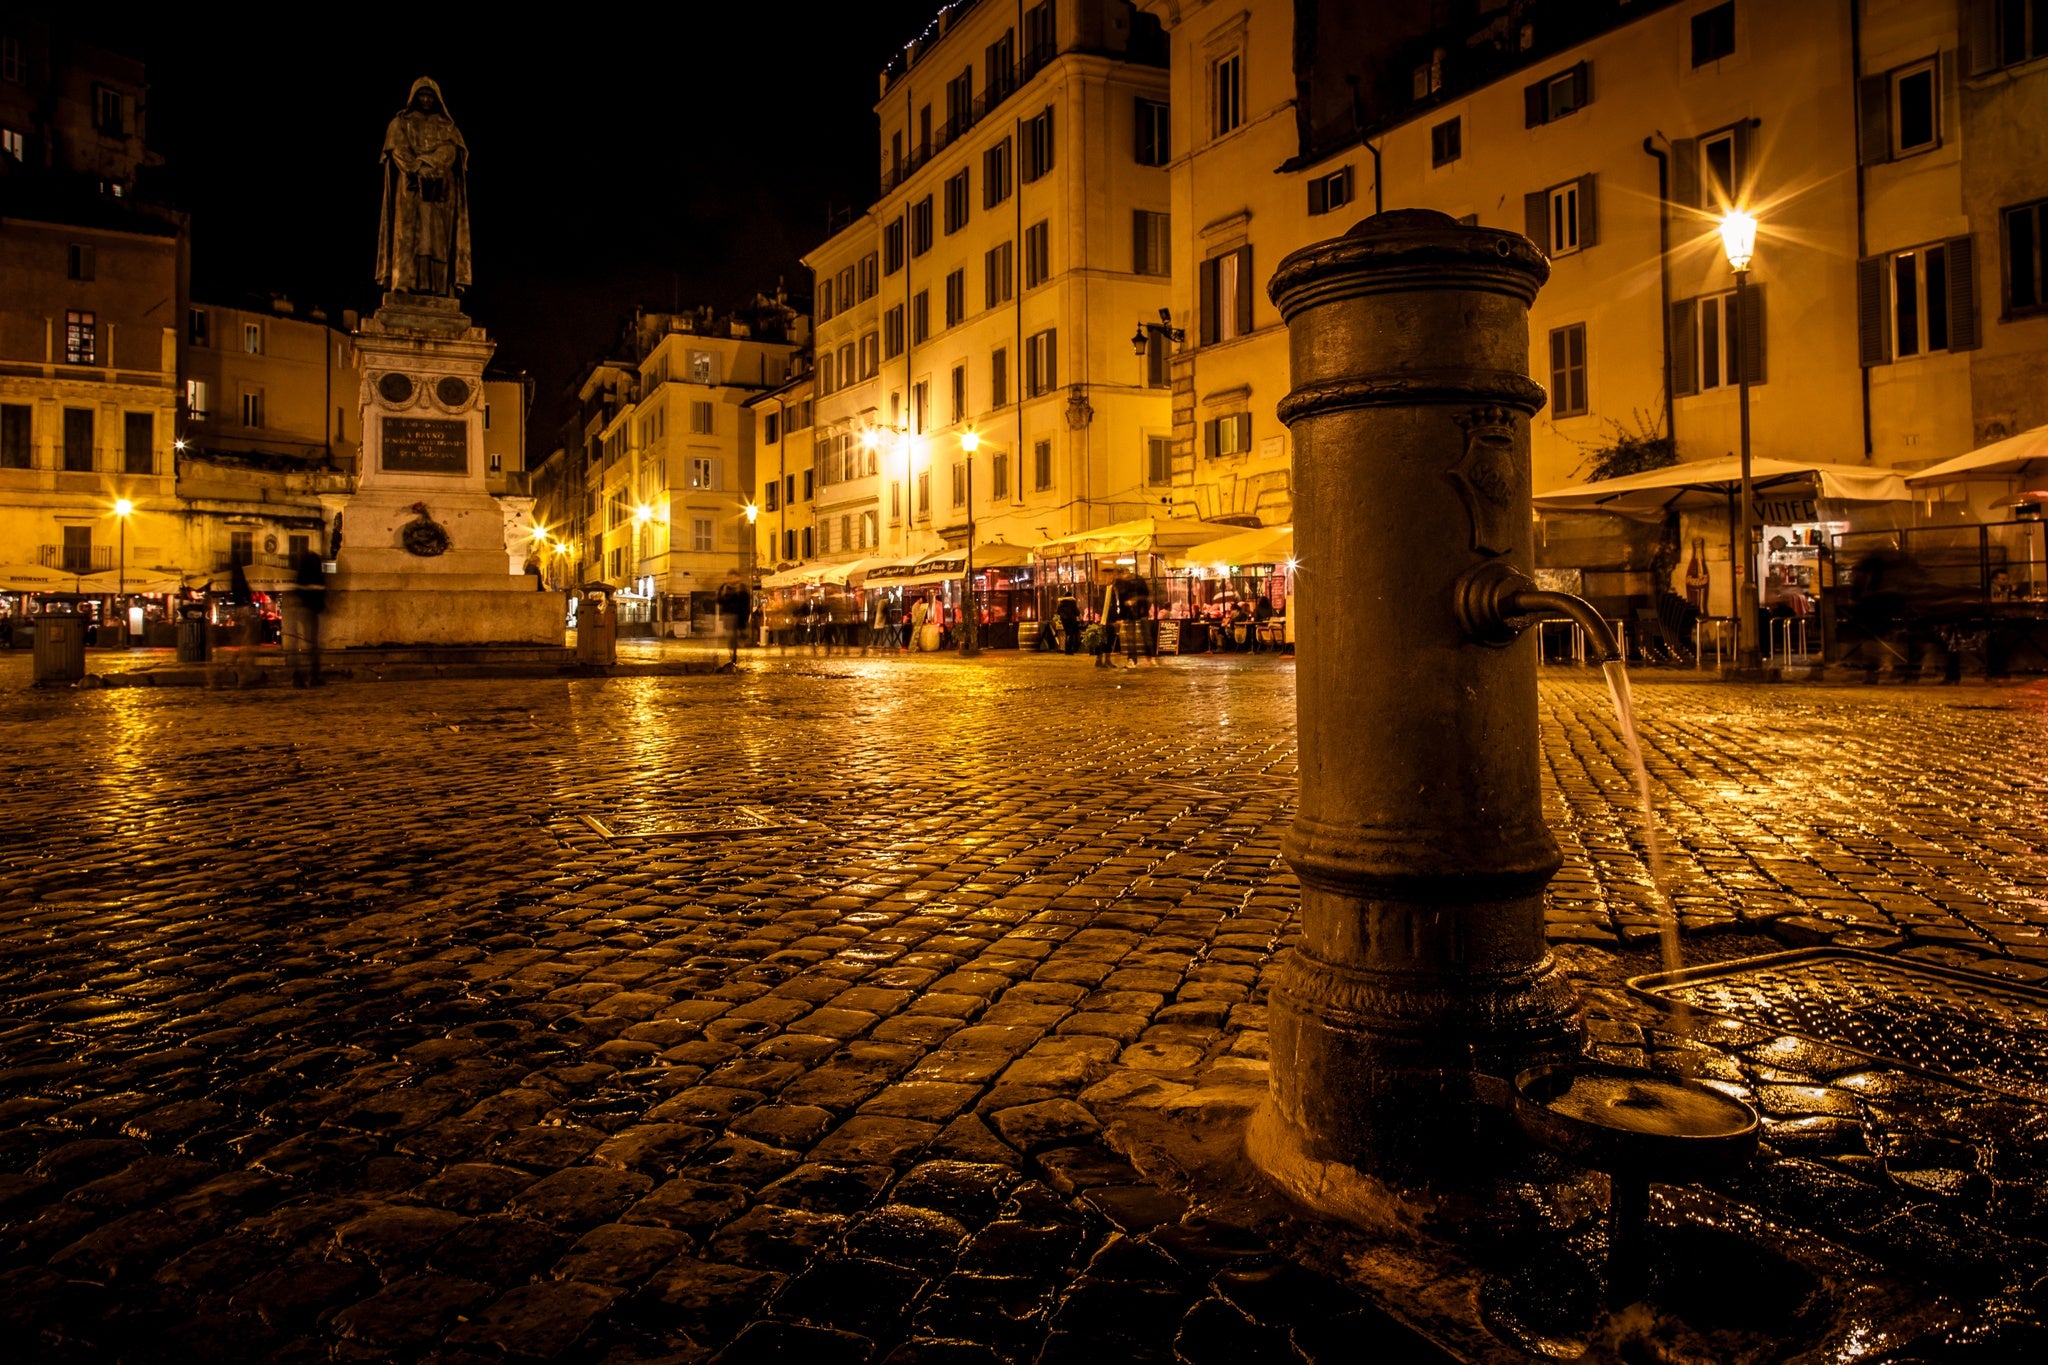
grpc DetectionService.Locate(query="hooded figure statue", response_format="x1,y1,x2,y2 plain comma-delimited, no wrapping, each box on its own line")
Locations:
375,77,471,297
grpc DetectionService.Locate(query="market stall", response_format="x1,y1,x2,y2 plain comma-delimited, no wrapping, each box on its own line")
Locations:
1030,517,1244,646
1163,524,1295,653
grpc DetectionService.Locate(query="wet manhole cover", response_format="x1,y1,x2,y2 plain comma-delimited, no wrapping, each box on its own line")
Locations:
578,807,789,840
1631,947,2048,1103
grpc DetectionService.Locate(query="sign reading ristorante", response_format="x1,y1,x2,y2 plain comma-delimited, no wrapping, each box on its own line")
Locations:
381,416,468,474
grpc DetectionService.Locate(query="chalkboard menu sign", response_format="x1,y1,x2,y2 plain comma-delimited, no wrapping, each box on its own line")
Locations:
1156,620,1181,655
381,416,468,474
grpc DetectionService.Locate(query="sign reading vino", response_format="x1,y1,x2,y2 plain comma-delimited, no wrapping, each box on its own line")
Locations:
381,416,468,474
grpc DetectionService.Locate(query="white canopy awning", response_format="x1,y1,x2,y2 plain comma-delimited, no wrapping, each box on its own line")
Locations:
1169,524,1293,570
1904,424,2048,485
1534,457,1910,515
1033,516,1246,558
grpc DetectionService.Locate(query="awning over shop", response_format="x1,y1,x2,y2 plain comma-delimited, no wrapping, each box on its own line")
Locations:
858,554,931,586
758,564,820,590
73,569,195,595
1032,517,1247,558
1534,457,1910,516
1169,524,1293,570
818,556,893,586
0,563,87,593
1904,424,2048,485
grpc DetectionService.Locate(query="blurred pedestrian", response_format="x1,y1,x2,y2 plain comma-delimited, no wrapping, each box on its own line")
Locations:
1252,594,1274,654
715,570,751,666
1115,571,1155,668
288,549,328,687
1095,580,1119,669
1055,592,1080,655
910,595,930,651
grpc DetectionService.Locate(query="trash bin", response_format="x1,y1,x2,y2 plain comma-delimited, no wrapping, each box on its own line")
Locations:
575,586,618,666
177,615,210,663
33,615,86,685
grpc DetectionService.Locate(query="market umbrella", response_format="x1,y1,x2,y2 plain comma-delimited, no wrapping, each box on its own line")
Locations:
1031,516,1246,557
1534,456,1910,515
0,563,88,592
1170,524,1293,570
1902,424,2048,485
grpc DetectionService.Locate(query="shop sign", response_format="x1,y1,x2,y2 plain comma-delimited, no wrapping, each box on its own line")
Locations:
1755,495,1819,524
382,417,469,474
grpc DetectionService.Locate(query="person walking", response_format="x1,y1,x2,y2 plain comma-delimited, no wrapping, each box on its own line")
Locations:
1094,580,1119,669
715,570,751,667
1115,570,1155,668
288,548,328,686
1251,594,1274,654
909,595,930,652
1055,592,1080,655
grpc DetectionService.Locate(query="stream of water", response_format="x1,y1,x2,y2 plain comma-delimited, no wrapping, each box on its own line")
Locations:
1599,660,1690,1030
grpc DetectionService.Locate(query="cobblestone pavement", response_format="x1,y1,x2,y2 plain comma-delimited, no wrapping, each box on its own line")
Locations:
2,651,2047,1362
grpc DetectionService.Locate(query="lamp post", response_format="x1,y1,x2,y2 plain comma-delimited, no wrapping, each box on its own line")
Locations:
1130,308,1186,384
112,498,133,598
959,431,980,657
1719,210,1761,671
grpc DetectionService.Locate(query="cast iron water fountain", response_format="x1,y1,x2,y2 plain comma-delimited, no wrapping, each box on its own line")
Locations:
1253,209,1775,1341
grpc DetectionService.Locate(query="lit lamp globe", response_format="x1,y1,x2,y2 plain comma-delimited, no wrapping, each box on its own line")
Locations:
1719,210,1758,273
113,498,134,518
960,431,980,453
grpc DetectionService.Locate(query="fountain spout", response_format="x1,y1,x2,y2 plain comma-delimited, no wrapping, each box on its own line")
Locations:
1455,559,1619,663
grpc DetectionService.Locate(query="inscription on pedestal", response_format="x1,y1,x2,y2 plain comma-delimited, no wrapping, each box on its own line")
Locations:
381,416,469,474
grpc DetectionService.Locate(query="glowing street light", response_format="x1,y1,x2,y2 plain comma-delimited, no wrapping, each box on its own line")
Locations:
1721,208,1762,672
744,502,760,524
959,430,980,453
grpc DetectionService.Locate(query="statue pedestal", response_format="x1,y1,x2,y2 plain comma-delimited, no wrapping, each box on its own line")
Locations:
325,301,563,649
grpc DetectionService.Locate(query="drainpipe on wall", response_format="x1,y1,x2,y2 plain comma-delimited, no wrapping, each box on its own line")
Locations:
1850,0,1873,461
1642,135,1677,453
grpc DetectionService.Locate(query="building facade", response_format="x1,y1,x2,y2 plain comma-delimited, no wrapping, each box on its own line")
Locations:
745,375,820,573
804,0,1177,571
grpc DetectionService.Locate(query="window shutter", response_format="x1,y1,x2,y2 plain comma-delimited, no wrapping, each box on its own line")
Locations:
1961,0,1998,77
1738,283,1766,385
1046,331,1057,390
1309,176,1328,215
1235,248,1254,335
1524,191,1550,253
1133,211,1147,273
1947,234,1981,350
1730,121,1753,201
1572,61,1593,109
1670,138,1699,210
1204,418,1217,458
1199,257,1218,344
1524,80,1545,127
1672,299,1698,396
1858,74,1891,165
1856,256,1889,366
1577,174,1599,247
1235,414,1252,452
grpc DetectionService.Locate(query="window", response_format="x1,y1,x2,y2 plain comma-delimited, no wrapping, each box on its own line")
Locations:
287,533,310,564
689,351,716,384
241,389,265,429
913,379,930,433
124,412,153,475
837,343,854,388
1895,61,1937,157
1862,237,1978,360
1198,247,1253,344
1432,117,1462,167
764,412,781,444
1701,129,1737,207
860,331,881,377
63,408,94,471
804,469,814,500
920,103,933,154
1994,0,2048,67
952,461,966,507
1524,62,1591,126
863,510,879,546
986,241,1014,307
229,531,253,568
67,244,95,281
64,310,95,365
801,526,814,557
1033,438,1053,491
1691,3,1735,67
185,379,209,421
818,278,835,321
885,218,905,274
917,470,930,515
817,352,835,395
1524,176,1599,256
1136,98,1169,166
93,85,127,134
1025,328,1057,397
0,404,27,468
2007,199,2048,314
891,480,902,521
987,29,1016,97
1213,53,1243,137
0,37,21,84
1024,1,1054,63
1205,413,1252,458
951,363,967,423
1,129,22,161
992,450,1010,499
945,270,966,327
946,66,973,138
610,547,624,578
1307,167,1352,216
945,170,970,234
885,306,905,358
1025,220,1051,287
913,290,931,345
984,139,1013,209
1548,325,1588,417
1673,286,1766,393
910,196,933,256
1147,435,1173,486
1893,246,1951,357
690,456,719,489
764,480,779,512
243,322,263,355
859,252,879,299
1133,210,1170,275
991,347,1009,407
692,518,714,553
1022,106,1055,182
1145,330,1171,388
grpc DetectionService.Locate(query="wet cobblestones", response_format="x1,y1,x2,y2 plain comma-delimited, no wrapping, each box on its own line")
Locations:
2,653,2046,1361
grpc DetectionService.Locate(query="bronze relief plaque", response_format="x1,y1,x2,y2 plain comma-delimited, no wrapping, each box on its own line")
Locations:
381,415,469,474
435,375,472,408
377,372,415,404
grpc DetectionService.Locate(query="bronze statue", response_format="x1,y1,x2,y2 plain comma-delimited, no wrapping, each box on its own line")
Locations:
375,77,471,297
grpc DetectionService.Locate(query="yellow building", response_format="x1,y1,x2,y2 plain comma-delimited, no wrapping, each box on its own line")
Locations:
805,0,1177,574
744,374,820,572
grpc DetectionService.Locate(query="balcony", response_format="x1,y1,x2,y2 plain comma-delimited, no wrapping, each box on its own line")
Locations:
878,43,1057,196
38,545,114,573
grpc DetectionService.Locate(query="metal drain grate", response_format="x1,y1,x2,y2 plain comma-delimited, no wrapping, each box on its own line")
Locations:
579,807,789,840
1629,948,2048,1104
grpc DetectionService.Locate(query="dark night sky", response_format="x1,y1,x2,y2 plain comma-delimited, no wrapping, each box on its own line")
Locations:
41,2,941,447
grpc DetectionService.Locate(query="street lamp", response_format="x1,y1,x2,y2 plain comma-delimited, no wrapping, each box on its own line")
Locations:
959,431,981,657
111,498,133,597
1131,308,1186,385
1720,209,1761,672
